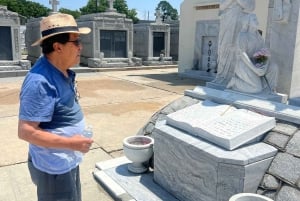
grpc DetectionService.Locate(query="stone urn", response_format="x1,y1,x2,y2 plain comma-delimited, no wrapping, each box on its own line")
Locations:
123,135,154,173
229,193,274,201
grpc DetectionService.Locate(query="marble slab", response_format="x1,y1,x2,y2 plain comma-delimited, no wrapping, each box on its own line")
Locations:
94,157,179,201
185,86,300,124
166,100,276,150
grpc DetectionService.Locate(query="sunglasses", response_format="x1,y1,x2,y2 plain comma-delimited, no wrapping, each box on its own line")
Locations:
66,38,81,46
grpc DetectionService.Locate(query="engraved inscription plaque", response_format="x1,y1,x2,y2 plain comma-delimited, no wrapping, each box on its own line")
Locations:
166,100,276,150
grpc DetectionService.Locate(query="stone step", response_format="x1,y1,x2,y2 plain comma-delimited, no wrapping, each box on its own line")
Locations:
0,66,23,71
102,62,131,68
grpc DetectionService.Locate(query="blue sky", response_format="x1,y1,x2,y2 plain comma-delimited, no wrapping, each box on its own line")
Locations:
29,0,182,20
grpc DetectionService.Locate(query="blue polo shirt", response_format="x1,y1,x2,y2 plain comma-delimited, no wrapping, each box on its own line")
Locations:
19,56,85,174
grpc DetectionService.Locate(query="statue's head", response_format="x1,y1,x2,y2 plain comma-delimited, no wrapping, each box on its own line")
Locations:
237,0,255,13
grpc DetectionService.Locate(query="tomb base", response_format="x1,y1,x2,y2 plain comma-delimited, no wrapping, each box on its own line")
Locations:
142,57,173,66
87,57,142,68
206,82,288,103
0,60,31,71
153,122,277,201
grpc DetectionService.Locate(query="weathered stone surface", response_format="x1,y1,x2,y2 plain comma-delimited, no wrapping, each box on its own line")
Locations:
153,123,276,201
276,185,300,201
160,96,199,115
261,190,277,200
264,132,290,150
260,174,280,190
268,152,300,186
272,122,298,136
153,126,218,201
286,131,300,158
137,96,200,136
137,122,155,136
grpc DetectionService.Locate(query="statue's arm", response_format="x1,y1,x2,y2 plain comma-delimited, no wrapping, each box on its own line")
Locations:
241,52,267,76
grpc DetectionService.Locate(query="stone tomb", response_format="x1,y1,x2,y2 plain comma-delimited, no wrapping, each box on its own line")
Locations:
178,0,269,81
167,20,179,62
153,122,277,201
0,6,30,70
25,17,43,64
153,99,277,201
77,8,140,68
166,100,276,150
191,19,219,80
133,11,173,66
178,1,220,80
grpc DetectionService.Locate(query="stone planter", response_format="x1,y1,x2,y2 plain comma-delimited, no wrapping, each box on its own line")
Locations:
229,193,274,201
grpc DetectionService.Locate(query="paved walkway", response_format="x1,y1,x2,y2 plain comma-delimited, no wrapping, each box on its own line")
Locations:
0,67,204,201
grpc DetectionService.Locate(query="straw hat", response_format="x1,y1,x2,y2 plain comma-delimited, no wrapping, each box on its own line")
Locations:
31,13,91,46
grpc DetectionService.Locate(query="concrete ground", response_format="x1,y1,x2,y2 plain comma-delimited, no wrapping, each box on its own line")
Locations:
0,67,204,201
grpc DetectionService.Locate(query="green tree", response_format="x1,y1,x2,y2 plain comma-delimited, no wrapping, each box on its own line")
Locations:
114,0,138,23
80,0,138,23
0,0,50,19
127,9,138,24
156,0,178,21
59,8,81,19
80,0,107,14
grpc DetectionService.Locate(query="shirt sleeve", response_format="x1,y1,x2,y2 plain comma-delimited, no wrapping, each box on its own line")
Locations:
19,77,56,122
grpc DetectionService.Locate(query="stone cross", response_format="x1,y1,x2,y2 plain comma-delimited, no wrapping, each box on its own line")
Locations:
155,9,162,23
108,0,115,10
49,0,59,12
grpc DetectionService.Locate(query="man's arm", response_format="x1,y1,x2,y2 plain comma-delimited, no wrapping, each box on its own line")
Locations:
18,120,93,153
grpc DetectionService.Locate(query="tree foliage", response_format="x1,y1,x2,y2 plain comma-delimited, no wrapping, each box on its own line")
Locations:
80,0,138,23
80,0,108,14
0,0,50,19
59,8,81,19
127,9,138,24
0,0,139,23
156,0,178,21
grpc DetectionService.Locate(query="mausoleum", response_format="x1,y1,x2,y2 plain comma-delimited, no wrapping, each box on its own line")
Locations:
77,0,139,68
133,10,173,66
168,20,179,62
178,0,268,81
0,6,30,70
25,17,43,63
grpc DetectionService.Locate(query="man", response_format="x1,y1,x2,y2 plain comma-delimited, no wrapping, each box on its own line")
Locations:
18,13,93,201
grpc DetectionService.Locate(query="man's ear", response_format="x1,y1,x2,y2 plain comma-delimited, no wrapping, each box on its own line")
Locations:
53,42,62,52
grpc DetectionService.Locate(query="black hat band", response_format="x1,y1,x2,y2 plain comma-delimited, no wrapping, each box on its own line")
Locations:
41,26,79,37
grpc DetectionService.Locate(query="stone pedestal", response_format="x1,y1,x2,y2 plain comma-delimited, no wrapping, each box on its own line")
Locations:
153,122,277,201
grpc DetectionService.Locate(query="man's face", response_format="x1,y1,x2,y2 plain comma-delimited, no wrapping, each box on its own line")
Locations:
61,33,82,67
